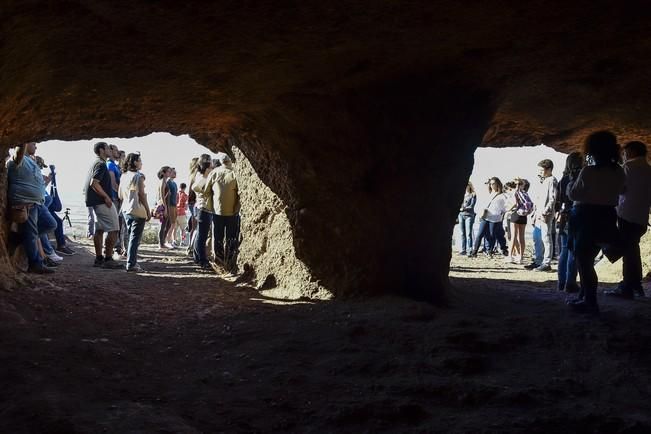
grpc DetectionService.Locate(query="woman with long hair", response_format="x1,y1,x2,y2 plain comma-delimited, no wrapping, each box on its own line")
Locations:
191,156,215,269
567,131,625,313
156,166,171,249
556,152,583,292
468,177,507,258
458,182,477,255
506,178,533,264
119,153,151,272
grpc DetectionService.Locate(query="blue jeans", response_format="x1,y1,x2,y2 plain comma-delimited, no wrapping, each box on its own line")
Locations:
558,230,577,290
471,219,492,254
193,209,213,265
21,204,57,267
532,225,543,265
125,213,146,269
458,213,475,253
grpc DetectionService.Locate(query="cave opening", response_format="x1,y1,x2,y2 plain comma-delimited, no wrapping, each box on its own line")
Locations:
449,145,572,292
34,133,221,241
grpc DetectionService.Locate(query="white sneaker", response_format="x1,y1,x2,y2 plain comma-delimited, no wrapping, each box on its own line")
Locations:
503,256,514,264
47,252,64,262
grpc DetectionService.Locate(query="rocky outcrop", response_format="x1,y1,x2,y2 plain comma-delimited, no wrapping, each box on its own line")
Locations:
2,1,651,301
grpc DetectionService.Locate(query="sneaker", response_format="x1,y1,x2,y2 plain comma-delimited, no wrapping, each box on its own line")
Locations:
44,257,60,267
101,257,124,269
503,256,514,264
524,262,539,270
46,252,64,262
28,263,55,274
126,264,145,273
93,257,104,267
459,251,467,256
55,245,75,256
534,264,552,272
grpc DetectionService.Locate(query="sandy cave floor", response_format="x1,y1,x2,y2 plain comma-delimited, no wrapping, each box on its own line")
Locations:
2,242,651,432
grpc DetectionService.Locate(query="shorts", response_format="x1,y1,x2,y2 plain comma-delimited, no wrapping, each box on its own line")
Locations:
511,214,527,225
93,203,119,232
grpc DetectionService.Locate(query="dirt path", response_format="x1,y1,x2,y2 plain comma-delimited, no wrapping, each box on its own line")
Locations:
2,242,651,432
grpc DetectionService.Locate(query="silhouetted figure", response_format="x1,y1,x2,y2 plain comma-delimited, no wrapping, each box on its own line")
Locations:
567,131,625,314
605,141,651,299
556,152,583,293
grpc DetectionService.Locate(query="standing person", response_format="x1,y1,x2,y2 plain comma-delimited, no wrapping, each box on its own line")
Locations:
192,157,215,269
84,142,122,269
458,182,477,255
174,183,189,246
119,153,151,272
6,142,57,274
502,181,517,245
186,157,200,255
605,141,651,299
506,178,533,264
567,131,625,314
164,168,179,247
556,152,583,293
156,166,171,249
525,159,558,271
205,153,241,272
468,177,507,258
107,144,125,256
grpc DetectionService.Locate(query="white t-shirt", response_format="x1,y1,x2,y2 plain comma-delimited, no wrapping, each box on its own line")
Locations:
482,192,507,223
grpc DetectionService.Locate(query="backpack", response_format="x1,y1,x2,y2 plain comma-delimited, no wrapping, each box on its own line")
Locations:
516,190,534,216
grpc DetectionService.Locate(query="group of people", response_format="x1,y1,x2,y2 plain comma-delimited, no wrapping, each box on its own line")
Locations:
458,131,651,314
6,142,77,274
7,141,241,276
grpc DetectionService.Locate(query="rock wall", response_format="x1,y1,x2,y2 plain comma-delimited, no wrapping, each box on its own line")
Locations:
230,144,330,300
3,0,651,301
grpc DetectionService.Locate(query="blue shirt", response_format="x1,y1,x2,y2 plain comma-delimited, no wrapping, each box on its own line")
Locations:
107,159,121,199
7,156,45,205
167,179,178,206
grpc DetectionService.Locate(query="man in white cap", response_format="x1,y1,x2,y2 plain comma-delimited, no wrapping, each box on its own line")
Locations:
204,152,240,272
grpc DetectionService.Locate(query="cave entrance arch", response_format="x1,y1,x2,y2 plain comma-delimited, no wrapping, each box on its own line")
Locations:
23,132,332,301
450,145,567,288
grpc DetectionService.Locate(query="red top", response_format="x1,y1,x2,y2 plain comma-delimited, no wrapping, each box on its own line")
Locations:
177,190,188,216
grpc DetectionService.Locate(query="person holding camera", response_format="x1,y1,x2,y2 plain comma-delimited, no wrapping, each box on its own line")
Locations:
6,143,57,274
468,177,507,258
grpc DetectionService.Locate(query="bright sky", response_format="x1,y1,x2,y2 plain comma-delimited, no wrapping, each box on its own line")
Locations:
33,134,567,224
35,133,219,221
470,145,567,207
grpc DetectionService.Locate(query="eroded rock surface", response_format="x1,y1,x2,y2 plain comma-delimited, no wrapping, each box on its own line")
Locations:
2,1,651,299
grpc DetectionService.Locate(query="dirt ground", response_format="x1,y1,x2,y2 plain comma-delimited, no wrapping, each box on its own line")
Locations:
2,241,651,433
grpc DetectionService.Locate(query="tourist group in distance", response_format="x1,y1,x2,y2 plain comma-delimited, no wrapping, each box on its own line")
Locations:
6,141,240,276
457,131,651,314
